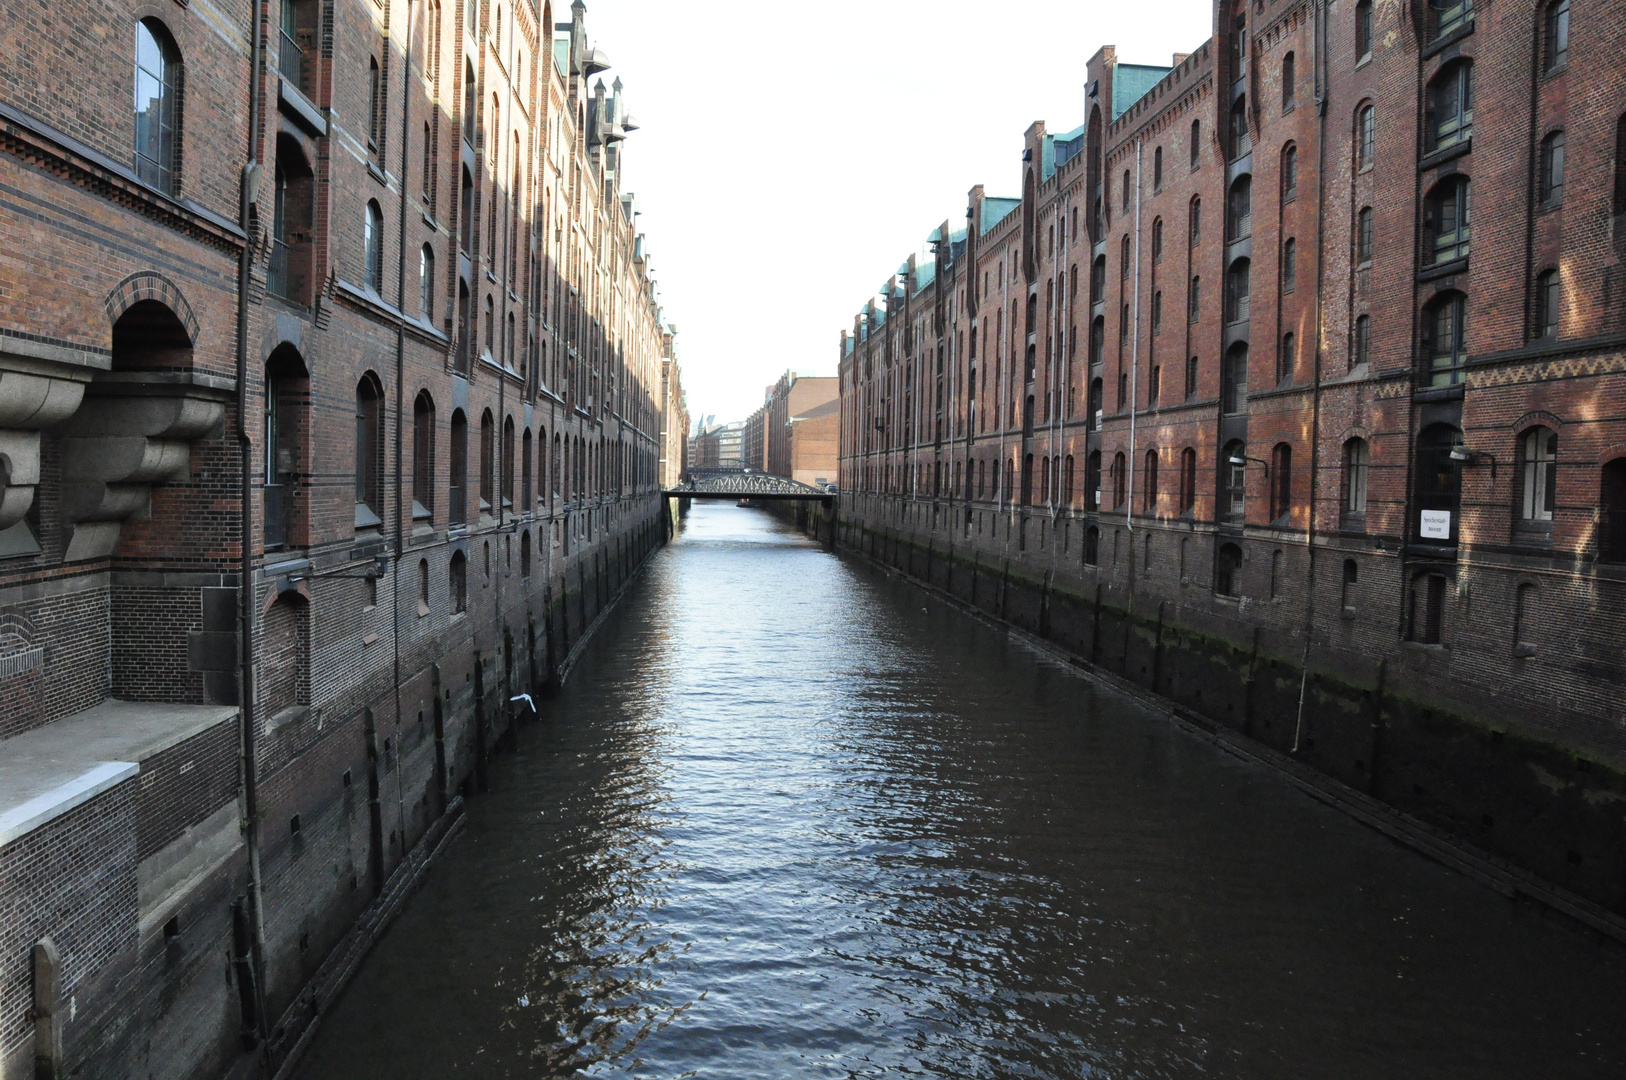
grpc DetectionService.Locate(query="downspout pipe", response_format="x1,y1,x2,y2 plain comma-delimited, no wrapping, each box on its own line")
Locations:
1293,0,1331,754
392,0,418,858
1127,140,1142,534
235,0,269,1048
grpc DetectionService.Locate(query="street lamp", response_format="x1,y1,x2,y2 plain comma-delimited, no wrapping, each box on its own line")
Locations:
1449,443,1498,479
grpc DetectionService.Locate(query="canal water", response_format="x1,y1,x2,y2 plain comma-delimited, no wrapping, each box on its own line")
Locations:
297,504,1626,1080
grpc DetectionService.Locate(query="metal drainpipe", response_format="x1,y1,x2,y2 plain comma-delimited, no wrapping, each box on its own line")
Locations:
1293,0,1332,754
234,0,269,1048
1128,139,1142,535
391,0,417,859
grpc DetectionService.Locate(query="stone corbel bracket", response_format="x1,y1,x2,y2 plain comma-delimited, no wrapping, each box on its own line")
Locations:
58,373,231,561
0,337,108,530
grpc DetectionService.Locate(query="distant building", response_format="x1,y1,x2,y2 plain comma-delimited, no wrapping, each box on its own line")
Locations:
765,372,839,487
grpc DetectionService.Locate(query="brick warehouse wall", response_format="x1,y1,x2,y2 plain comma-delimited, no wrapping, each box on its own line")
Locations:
838,1,1626,923
0,1,686,1078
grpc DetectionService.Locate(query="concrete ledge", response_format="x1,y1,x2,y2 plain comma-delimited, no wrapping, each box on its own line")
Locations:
0,760,136,848
0,698,237,848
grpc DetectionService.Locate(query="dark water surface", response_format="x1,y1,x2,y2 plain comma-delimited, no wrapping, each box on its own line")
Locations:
297,504,1626,1080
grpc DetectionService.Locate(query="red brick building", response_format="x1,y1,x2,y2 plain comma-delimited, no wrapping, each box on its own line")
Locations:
841,0,1626,921
0,1,678,1075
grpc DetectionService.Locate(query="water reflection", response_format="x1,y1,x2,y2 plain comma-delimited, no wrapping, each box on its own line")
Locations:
298,504,1626,1080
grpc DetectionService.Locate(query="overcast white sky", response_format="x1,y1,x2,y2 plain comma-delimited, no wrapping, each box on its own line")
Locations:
582,0,1214,427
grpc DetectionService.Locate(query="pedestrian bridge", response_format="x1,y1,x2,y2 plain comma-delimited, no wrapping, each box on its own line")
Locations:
663,473,833,502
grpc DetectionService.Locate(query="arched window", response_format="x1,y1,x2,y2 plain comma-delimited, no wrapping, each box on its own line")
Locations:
1151,290,1163,334
1282,238,1297,292
1425,177,1471,264
522,428,533,507
1342,559,1359,611
270,136,314,303
500,416,515,510
1063,455,1075,507
1225,259,1251,324
479,409,495,513
1614,114,1626,220
1600,459,1626,563
1216,542,1243,596
483,294,495,353
1112,451,1126,509
460,165,475,252
1422,291,1467,385
1186,354,1199,398
420,244,436,318
1271,443,1293,521
455,278,471,374
1353,315,1371,370
1540,131,1565,205
1221,439,1247,521
449,409,467,524
1282,52,1296,109
368,56,382,149
1415,423,1463,542
1229,97,1250,158
1086,450,1102,509
449,550,467,613
1088,377,1103,428
1356,206,1374,264
1144,450,1159,513
422,120,434,198
1355,0,1373,60
1344,437,1369,516
1090,255,1105,302
135,20,182,194
1544,0,1569,72
1189,197,1202,246
1519,427,1558,524
1190,118,1201,169
1279,331,1296,385
355,376,384,526
1189,275,1201,322
1535,269,1560,338
1153,146,1164,191
463,60,476,141
1180,448,1197,514
1226,175,1251,241
1152,217,1164,262
1428,62,1474,152
1357,104,1376,169
364,200,384,292
1282,144,1298,199
1122,168,1132,211
413,391,435,521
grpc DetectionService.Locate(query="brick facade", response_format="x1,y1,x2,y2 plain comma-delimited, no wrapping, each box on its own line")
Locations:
840,0,1626,918
0,0,685,1076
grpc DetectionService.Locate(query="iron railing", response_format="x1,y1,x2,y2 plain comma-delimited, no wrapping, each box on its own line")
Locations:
268,239,290,299
264,484,288,548
279,31,303,85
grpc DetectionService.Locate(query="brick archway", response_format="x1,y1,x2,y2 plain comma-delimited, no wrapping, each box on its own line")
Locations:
103,271,199,344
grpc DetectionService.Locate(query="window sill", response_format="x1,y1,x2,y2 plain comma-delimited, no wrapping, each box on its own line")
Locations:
1419,138,1472,172
1420,21,1475,61
1512,643,1538,658
1419,257,1469,283
367,161,388,187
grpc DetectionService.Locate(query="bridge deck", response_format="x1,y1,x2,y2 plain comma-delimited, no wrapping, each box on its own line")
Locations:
663,474,833,501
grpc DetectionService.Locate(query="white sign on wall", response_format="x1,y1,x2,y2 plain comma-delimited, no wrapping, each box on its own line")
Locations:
1420,510,1452,539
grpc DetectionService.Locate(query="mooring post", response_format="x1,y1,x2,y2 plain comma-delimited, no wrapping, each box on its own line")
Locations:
32,937,61,1079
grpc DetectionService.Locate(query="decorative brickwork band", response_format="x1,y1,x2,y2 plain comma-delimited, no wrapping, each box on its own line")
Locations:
103,272,200,345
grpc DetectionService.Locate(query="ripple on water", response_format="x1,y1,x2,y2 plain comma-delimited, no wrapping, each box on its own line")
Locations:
297,505,1626,1080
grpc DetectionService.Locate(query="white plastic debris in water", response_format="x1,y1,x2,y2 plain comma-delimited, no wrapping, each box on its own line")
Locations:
517,994,530,1007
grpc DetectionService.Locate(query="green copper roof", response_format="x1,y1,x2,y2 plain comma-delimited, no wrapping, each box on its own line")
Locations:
981,197,1021,236
1113,64,1171,120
